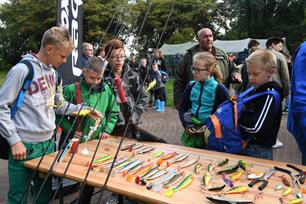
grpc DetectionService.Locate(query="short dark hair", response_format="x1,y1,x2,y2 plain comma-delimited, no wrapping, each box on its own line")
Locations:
95,46,105,57
248,39,260,49
266,37,284,48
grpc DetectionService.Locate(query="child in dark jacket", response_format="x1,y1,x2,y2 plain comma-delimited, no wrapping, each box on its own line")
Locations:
239,49,283,160
152,62,166,112
179,52,229,148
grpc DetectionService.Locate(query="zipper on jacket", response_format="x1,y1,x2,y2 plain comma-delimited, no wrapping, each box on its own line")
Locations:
195,81,204,119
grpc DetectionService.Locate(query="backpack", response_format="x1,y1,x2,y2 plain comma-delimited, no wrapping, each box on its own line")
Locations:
204,87,281,154
160,70,169,83
0,60,34,160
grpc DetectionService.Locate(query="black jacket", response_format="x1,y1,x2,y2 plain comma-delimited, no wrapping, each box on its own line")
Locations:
239,81,283,147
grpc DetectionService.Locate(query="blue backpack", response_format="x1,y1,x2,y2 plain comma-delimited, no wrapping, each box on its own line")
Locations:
160,70,169,83
204,87,281,154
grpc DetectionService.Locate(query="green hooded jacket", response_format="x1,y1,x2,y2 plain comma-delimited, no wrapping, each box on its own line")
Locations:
58,80,119,140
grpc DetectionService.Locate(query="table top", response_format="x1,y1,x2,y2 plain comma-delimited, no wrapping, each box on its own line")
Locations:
24,137,306,204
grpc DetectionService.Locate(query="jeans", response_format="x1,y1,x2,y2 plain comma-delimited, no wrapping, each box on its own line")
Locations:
8,139,55,204
243,144,273,160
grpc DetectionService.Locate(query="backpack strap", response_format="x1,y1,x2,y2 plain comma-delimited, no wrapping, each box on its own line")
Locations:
11,60,34,118
243,90,281,114
239,86,255,98
75,82,82,131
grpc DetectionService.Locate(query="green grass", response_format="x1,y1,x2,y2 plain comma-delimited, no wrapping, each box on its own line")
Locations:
0,71,8,87
165,79,174,108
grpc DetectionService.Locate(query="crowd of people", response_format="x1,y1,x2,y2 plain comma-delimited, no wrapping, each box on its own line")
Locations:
0,25,305,204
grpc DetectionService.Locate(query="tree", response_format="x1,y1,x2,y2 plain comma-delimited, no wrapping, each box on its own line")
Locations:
0,0,56,69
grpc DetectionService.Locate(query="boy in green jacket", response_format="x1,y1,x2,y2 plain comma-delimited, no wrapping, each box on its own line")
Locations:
58,56,119,146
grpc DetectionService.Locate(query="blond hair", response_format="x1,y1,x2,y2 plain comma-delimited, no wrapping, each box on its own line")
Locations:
246,49,277,72
41,26,74,49
193,51,223,82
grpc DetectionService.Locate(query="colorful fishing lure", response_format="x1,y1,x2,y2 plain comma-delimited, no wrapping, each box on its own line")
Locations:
222,173,234,187
206,196,253,203
217,158,229,167
281,175,291,187
208,162,215,173
238,160,248,171
132,143,144,150
230,170,243,181
170,154,189,164
194,163,203,174
247,172,264,180
121,143,136,151
282,187,292,197
217,164,239,174
202,172,212,187
136,147,155,155
152,169,177,192
180,156,200,169
152,151,164,158
91,154,113,166
146,168,168,180
287,198,303,204
163,171,185,189
165,173,194,197
225,186,249,194
116,159,142,173
207,184,226,191
161,152,177,160
132,162,154,176
275,184,283,191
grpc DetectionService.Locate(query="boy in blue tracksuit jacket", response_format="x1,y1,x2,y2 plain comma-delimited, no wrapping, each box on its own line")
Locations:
179,52,229,148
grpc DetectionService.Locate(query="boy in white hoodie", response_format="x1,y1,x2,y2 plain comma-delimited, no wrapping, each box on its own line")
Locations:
0,26,100,204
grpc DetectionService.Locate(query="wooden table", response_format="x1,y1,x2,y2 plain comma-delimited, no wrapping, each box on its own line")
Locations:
25,137,306,204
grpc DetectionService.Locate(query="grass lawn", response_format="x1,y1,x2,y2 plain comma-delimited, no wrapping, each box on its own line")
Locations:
165,79,174,108
0,70,8,87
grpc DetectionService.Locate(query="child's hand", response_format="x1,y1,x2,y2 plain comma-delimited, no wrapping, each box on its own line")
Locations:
99,132,109,139
196,125,207,133
86,108,103,120
11,141,26,160
186,127,197,136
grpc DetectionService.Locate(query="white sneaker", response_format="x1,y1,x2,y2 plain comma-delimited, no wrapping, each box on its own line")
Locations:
272,139,283,148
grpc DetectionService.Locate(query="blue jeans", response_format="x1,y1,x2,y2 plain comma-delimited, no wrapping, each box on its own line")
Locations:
243,144,273,160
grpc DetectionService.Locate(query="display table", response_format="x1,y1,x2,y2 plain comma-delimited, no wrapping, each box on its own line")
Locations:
24,136,306,204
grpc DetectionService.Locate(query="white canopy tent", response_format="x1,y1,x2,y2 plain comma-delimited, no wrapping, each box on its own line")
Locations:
160,38,286,55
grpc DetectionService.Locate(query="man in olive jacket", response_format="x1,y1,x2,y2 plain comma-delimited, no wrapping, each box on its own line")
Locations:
174,28,241,108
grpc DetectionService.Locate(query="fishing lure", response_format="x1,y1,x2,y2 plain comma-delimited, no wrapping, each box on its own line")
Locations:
170,154,188,164
180,156,200,169
112,160,130,171
206,196,253,204
282,187,292,197
91,154,113,166
132,143,144,150
281,175,291,187
71,109,91,116
121,143,136,151
194,163,203,174
247,172,264,180
139,165,160,180
161,152,177,160
146,168,168,180
152,169,177,192
207,184,226,191
126,161,145,174
152,151,164,158
230,170,243,181
275,184,283,191
217,164,239,174
165,173,193,197
225,186,249,194
132,162,154,176
217,158,229,167
202,172,212,187
208,162,215,173
222,173,234,187
287,198,303,204
163,171,185,189
238,160,248,171
116,159,142,173
136,147,155,155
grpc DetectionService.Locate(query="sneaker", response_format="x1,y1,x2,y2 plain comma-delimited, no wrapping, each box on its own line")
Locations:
272,139,283,148
106,193,118,204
